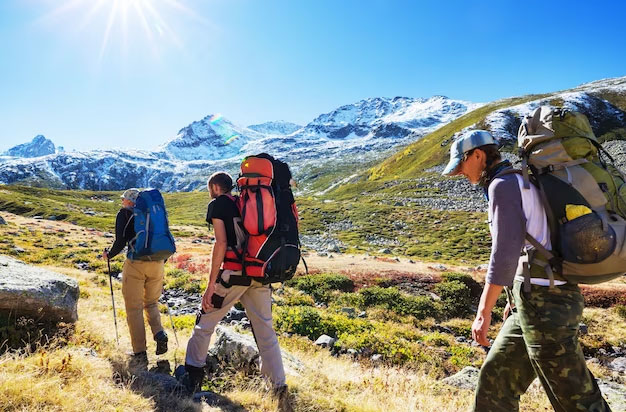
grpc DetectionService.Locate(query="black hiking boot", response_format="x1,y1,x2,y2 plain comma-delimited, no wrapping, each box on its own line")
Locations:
128,351,148,370
154,330,168,355
183,363,205,394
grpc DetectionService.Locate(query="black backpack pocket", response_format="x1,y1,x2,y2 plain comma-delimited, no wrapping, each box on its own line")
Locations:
560,212,616,263
262,244,301,284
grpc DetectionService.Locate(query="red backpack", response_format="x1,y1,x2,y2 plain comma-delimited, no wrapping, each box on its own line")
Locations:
236,153,304,283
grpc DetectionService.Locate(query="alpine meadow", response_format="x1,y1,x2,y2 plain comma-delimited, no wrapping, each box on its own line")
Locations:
1,1,626,412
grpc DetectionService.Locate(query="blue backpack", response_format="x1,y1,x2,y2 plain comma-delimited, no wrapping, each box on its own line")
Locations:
128,189,177,261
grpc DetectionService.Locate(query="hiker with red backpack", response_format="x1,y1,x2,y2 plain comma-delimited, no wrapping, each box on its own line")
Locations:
102,188,176,367
443,110,617,411
184,158,300,399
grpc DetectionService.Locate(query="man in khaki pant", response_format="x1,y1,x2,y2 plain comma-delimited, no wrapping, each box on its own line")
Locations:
184,172,286,397
103,188,168,365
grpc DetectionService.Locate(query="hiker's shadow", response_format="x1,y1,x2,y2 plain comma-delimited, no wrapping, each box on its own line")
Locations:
109,358,249,412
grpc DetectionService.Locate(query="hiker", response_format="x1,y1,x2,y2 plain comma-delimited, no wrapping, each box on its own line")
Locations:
184,172,287,397
442,129,612,412
102,188,168,365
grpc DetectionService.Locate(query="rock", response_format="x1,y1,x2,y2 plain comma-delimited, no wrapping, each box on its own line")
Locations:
598,379,626,412
77,242,88,248
33,216,43,220
455,336,468,343
76,262,90,271
327,244,341,253
134,370,185,394
358,311,367,318
408,259,416,264
340,307,356,318
347,349,358,358
442,366,480,390
209,326,304,376
578,323,588,335
48,216,57,221
0,216,6,225
429,263,448,271
84,210,96,216
209,326,260,369
608,357,626,374
328,254,334,259
317,251,328,257
314,334,337,348
12,247,25,254
0,255,79,322
193,391,221,404
103,232,114,238
379,248,391,254
223,307,246,322
371,354,383,363
475,264,489,272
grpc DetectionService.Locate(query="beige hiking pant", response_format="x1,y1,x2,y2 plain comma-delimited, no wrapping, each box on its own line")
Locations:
185,270,286,387
121,259,165,354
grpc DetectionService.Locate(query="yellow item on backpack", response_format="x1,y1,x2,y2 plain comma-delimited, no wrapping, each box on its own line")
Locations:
565,204,593,221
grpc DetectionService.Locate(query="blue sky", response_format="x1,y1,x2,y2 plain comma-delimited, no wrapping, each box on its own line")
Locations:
1,0,625,152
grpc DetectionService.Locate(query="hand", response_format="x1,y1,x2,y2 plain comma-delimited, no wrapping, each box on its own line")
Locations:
102,250,109,261
472,311,492,347
202,282,216,312
503,302,512,321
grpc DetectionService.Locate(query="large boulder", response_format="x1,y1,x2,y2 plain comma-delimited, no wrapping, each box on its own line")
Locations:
441,366,480,390
208,326,304,376
0,255,79,322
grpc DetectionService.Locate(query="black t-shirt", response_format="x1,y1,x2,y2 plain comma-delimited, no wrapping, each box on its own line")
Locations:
206,195,241,248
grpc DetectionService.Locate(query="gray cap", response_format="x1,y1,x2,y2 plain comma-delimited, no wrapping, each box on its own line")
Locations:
120,188,140,203
442,130,497,176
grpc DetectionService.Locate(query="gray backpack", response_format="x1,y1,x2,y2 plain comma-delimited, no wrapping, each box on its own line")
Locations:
514,106,626,287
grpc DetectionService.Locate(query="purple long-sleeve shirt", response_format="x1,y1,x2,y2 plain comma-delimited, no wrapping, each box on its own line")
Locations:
486,174,527,287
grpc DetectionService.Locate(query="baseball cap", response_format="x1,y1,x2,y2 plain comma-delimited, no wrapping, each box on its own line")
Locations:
441,130,497,176
120,188,140,203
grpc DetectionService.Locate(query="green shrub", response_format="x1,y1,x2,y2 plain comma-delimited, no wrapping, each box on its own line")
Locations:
358,286,438,320
435,280,472,318
274,306,324,340
286,273,354,303
279,291,316,307
441,272,482,298
616,304,626,320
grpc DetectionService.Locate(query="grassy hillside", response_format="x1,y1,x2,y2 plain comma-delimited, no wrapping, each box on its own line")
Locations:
2,214,624,411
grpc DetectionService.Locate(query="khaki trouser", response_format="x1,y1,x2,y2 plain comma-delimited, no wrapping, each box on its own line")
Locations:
121,259,165,354
185,270,286,387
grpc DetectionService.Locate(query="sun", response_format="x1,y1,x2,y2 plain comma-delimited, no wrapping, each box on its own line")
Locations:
36,0,205,62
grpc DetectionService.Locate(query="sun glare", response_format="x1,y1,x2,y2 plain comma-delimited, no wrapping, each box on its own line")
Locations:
36,0,205,62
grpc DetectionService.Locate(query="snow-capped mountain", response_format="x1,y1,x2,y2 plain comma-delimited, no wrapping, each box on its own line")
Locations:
247,121,302,135
7,75,626,192
159,114,264,161
3,135,56,158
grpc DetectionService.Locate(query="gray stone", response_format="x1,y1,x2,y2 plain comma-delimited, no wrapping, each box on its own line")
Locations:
379,248,391,254
314,334,337,348
224,307,246,322
12,247,25,254
442,366,480,390
347,349,358,357
598,379,626,412
341,307,356,318
0,216,6,225
578,323,588,335
48,216,57,221
327,244,341,253
317,251,328,257
608,357,626,373
0,255,79,322
358,311,367,318
430,263,448,271
371,354,383,363
208,326,304,376
134,370,185,394
475,264,489,272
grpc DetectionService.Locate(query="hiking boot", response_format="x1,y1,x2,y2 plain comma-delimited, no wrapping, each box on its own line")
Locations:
183,363,205,394
154,330,168,355
128,351,148,370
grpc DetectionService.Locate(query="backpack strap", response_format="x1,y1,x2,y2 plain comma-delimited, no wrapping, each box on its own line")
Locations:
518,149,531,190
534,158,588,175
524,233,561,289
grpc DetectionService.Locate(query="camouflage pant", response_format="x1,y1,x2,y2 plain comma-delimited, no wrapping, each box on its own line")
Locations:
473,281,612,412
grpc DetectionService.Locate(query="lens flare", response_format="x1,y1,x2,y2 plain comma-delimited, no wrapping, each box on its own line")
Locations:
209,114,222,124
224,135,240,145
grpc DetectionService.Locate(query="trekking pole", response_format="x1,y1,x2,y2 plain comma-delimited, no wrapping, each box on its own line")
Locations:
163,288,180,367
106,250,120,346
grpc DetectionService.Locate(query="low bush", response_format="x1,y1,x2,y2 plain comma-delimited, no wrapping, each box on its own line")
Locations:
434,280,472,318
286,273,354,303
358,286,438,320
